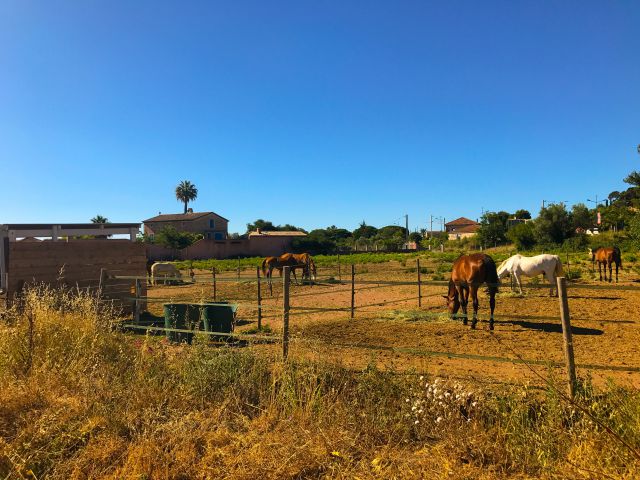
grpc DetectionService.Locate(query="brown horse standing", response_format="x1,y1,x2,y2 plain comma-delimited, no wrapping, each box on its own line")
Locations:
590,247,622,282
444,253,499,330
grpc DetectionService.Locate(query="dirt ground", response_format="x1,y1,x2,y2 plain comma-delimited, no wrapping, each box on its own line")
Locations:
145,259,640,388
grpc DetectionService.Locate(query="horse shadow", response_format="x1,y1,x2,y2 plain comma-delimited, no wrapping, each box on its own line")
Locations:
568,295,621,301
507,320,604,336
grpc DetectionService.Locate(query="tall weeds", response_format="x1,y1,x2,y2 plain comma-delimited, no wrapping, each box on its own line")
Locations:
0,287,639,478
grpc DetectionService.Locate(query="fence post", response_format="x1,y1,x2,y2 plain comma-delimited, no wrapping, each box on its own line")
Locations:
256,266,262,330
98,268,107,297
212,267,217,302
282,266,290,360
134,279,141,324
417,259,422,307
557,277,577,398
350,264,355,319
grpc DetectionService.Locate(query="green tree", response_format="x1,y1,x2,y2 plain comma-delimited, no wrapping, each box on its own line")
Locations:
476,211,510,246
352,221,378,239
513,209,531,220
571,203,593,231
408,231,423,243
628,214,640,249
91,215,109,223
506,222,536,250
623,171,640,188
155,225,202,250
246,219,276,232
175,180,198,214
534,204,573,244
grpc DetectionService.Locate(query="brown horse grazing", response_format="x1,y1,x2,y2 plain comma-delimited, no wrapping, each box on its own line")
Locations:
278,253,317,284
260,253,317,291
261,256,283,286
444,253,499,330
589,247,622,282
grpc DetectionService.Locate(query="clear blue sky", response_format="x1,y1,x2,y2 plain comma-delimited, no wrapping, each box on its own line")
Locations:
1,1,638,234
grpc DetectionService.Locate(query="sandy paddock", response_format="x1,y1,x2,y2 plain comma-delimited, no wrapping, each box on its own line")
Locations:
145,260,640,388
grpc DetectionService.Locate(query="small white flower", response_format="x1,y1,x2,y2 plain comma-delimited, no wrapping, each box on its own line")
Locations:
415,420,420,424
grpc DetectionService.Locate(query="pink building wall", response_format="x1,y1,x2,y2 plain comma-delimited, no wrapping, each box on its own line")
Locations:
146,236,299,261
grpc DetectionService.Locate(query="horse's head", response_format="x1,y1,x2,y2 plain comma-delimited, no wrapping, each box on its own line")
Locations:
442,280,460,315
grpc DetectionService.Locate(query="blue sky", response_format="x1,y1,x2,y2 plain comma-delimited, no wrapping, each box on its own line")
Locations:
1,1,638,234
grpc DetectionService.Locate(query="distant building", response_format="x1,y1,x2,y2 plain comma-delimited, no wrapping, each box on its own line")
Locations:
445,217,480,240
143,211,229,240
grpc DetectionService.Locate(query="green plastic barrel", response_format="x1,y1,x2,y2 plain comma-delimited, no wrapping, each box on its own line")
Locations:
163,303,200,344
201,303,237,336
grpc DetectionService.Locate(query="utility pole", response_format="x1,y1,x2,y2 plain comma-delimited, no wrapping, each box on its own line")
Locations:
405,214,409,243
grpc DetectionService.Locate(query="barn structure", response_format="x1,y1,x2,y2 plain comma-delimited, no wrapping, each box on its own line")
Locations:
0,223,146,310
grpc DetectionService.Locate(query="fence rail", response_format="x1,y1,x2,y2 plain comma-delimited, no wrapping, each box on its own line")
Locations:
103,258,640,398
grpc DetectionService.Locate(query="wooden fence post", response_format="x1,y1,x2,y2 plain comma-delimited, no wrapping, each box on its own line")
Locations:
417,259,422,307
557,277,577,398
282,266,290,360
134,279,141,324
256,266,262,330
98,268,107,297
350,264,355,319
212,267,217,302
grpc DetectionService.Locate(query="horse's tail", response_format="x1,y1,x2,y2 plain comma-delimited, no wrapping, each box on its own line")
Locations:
614,246,622,268
554,256,564,277
484,256,499,294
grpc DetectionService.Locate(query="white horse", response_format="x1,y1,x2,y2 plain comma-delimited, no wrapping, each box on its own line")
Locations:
497,254,564,296
150,262,182,286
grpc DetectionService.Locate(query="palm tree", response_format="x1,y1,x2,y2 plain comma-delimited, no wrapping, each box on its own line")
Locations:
175,180,198,214
91,215,109,223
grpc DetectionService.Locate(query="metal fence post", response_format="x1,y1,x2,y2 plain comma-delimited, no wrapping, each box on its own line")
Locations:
282,266,290,360
557,277,577,398
417,258,422,307
350,264,355,319
256,266,262,330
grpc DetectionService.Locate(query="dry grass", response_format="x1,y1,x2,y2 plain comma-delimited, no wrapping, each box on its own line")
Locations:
1,286,639,479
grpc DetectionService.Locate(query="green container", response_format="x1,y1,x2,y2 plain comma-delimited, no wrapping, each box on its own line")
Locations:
201,303,237,336
163,303,200,344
